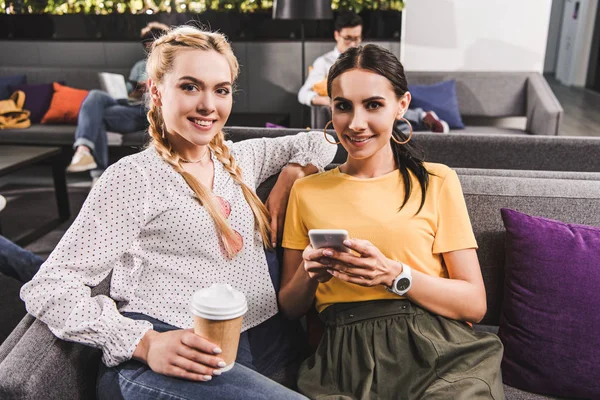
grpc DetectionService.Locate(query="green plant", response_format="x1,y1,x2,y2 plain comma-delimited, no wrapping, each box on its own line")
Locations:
1,0,404,15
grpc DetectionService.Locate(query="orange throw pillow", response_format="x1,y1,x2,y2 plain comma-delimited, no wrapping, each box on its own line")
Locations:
41,82,89,124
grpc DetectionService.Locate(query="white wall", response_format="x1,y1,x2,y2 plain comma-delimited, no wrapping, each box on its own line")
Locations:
402,0,553,72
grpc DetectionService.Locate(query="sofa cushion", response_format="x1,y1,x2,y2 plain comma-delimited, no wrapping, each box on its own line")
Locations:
0,75,26,100
7,82,60,123
499,208,600,399
503,384,564,400
41,83,89,125
458,172,600,326
408,79,465,129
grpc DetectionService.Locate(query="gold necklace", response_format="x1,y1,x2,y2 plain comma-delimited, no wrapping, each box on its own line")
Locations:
180,149,210,163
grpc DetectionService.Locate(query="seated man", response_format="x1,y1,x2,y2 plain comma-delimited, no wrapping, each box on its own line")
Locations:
66,22,169,179
298,12,448,133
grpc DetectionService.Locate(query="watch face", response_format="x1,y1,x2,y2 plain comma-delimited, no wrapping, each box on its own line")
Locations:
396,278,411,291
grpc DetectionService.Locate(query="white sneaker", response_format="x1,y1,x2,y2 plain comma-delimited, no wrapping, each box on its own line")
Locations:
67,151,97,173
0,194,6,212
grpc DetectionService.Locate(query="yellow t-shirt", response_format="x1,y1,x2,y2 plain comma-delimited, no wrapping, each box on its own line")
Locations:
282,163,477,313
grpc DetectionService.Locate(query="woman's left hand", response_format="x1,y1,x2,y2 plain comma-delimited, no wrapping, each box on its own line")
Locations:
324,239,402,288
266,164,317,247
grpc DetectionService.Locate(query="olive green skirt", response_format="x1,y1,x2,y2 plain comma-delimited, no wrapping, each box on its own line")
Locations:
297,300,504,400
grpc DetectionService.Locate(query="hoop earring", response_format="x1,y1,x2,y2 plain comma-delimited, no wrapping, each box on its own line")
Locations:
323,120,341,145
392,118,413,145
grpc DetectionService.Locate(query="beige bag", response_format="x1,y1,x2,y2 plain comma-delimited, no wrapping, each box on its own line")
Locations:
0,90,31,130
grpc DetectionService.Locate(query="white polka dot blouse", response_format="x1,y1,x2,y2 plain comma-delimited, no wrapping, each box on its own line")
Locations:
20,131,337,367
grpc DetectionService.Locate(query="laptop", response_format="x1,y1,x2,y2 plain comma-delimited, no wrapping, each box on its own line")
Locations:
98,72,144,106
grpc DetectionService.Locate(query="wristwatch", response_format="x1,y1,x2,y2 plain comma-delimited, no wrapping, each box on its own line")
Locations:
387,262,412,296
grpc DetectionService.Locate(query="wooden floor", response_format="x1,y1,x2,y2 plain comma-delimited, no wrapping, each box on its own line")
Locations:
547,76,600,137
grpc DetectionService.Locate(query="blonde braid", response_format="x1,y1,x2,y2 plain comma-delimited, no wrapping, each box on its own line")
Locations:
211,131,272,248
144,25,268,256
147,104,243,257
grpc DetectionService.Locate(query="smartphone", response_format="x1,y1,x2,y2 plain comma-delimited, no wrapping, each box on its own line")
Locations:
308,229,350,253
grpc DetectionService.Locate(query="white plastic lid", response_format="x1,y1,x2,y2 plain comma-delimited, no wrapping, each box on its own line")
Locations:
190,284,248,320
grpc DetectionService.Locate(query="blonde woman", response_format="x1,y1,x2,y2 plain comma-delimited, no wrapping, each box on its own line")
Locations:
21,26,336,399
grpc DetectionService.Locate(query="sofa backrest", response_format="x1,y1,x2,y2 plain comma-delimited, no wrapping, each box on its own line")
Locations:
0,41,144,90
223,127,600,173
414,131,600,172
458,170,600,325
405,71,531,118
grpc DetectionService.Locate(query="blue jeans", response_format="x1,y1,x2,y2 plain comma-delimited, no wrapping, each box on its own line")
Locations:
74,90,147,174
97,313,308,400
0,235,44,283
399,107,427,132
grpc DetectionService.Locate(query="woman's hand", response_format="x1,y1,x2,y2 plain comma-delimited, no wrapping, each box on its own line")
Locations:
324,239,403,288
303,244,335,283
266,164,318,247
133,329,227,382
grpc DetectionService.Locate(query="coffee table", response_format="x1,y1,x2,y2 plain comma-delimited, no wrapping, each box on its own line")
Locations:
0,146,70,246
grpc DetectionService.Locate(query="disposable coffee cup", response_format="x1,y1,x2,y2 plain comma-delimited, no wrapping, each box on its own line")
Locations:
190,284,248,372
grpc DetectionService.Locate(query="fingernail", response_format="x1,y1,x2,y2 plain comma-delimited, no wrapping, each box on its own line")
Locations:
323,250,333,256
328,269,335,275
343,240,351,246
217,361,227,368
213,369,222,376
204,375,212,381
213,347,222,354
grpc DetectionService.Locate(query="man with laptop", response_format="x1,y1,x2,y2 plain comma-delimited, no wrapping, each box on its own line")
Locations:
66,22,169,178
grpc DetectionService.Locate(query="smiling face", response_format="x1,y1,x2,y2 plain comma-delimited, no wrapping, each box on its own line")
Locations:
330,68,409,161
150,48,233,149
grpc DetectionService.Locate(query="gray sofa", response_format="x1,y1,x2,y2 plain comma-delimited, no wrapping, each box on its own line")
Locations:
1,127,599,399
3,126,600,174
311,72,563,136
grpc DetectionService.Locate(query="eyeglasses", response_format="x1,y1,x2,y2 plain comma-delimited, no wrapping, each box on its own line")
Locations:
341,35,362,44
216,196,243,257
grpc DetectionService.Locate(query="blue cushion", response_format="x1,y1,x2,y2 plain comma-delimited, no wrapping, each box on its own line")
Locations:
408,79,464,129
0,75,27,100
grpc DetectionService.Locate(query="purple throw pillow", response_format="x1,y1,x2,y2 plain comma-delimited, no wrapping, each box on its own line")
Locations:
7,82,63,123
499,208,600,399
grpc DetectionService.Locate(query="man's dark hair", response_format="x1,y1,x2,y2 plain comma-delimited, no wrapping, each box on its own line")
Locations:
141,27,167,45
334,11,363,32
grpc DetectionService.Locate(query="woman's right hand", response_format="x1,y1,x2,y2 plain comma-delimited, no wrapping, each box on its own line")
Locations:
303,244,334,283
133,329,227,382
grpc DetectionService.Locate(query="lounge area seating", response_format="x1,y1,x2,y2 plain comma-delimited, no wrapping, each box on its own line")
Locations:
311,72,563,136
1,127,599,400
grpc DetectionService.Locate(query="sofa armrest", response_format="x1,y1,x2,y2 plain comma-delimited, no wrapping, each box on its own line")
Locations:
525,74,563,136
0,315,101,400
0,275,111,400
0,314,35,365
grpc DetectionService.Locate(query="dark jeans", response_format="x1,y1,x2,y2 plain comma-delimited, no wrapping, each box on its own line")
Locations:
97,313,308,400
0,235,44,283
74,90,147,174
399,107,427,132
